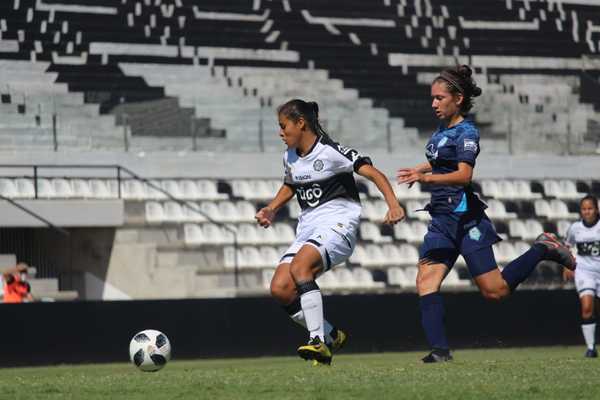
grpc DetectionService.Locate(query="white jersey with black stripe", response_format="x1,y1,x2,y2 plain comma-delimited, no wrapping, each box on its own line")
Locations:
283,135,371,230
566,219,600,272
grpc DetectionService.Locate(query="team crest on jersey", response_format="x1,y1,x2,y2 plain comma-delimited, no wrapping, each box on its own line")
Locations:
425,144,438,159
313,159,324,171
464,139,478,153
469,227,482,241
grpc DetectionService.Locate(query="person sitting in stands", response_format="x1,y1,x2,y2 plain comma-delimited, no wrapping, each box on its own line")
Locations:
3,262,33,303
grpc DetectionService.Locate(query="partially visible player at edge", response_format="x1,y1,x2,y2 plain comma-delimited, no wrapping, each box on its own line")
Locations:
396,65,576,363
255,99,405,365
564,195,600,358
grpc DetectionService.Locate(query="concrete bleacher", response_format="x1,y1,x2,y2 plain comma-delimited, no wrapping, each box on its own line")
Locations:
0,172,591,298
1,1,600,153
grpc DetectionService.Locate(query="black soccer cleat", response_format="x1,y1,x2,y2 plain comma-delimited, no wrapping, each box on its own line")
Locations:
585,349,598,358
422,349,453,363
534,233,576,271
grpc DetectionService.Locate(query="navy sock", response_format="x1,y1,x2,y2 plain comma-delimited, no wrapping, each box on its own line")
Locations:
501,244,546,291
419,292,449,351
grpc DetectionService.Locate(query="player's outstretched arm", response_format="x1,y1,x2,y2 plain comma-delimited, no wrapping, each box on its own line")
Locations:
398,162,472,187
357,164,405,225
397,161,432,187
255,184,295,228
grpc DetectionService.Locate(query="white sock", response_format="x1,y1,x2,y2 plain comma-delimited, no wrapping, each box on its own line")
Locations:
300,289,325,342
290,310,335,343
582,322,596,350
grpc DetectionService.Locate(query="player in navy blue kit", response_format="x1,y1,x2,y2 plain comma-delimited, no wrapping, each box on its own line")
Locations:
397,65,576,363
256,99,405,365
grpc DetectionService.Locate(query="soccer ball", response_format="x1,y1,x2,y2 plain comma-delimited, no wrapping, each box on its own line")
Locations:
129,329,171,372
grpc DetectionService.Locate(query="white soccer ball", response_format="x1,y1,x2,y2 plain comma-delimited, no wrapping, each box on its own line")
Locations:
129,329,171,372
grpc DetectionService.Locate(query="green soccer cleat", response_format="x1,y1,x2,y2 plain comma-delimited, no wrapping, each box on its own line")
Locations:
298,337,332,365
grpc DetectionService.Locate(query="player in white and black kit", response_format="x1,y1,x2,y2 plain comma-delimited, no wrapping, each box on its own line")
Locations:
255,99,405,365
565,195,600,358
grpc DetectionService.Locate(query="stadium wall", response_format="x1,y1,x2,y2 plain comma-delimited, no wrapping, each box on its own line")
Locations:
0,290,581,367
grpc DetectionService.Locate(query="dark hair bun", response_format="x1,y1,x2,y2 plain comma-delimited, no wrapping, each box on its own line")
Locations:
456,65,482,97
307,101,319,118
457,64,473,78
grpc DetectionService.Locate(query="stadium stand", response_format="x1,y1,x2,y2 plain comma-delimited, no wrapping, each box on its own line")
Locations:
0,170,595,298
1,1,600,298
1,0,600,153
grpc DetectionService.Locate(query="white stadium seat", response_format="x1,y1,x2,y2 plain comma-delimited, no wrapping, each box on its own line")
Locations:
197,180,227,200
360,222,392,243
184,223,205,245
317,270,340,289
486,199,517,219
145,201,165,224
363,244,386,267
36,178,55,198
445,269,470,287
403,266,418,287
71,179,93,198
353,268,384,288
200,201,223,221
15,178,35,198
183,202,208,222
121,180,147,200
51,178,74,198
333,268,358,289
163,201,187,223
349,244,368,266
161,180,184,199
89,179,114,199
146,180,168,200
387,267,408,286
0,178,19,198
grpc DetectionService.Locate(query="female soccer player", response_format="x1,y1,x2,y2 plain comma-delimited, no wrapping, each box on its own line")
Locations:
396,65,576,363
255,99,405,365
564,195,600,358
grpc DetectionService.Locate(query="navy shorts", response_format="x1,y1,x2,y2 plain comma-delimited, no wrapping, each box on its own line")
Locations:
419,209,502,277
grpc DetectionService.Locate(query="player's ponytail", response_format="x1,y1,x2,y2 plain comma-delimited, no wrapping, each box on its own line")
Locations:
434,64,482,114
277,99,333,141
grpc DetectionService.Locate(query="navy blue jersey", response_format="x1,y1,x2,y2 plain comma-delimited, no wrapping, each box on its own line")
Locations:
425,119,482,213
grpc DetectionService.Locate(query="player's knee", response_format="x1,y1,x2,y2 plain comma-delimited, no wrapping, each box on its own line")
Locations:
416,273,437,294
289,261,312,282
270,279,294,303
582,306,594,320
481,287,509,302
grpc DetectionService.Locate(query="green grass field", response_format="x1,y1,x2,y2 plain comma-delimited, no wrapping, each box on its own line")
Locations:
2,347,599,400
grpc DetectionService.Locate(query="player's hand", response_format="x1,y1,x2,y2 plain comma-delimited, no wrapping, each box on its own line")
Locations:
383,205,405,225
562,268,574,282
396,167,424,188
255,207,275,228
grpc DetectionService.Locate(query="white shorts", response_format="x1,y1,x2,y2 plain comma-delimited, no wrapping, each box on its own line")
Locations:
575,268,600,298
279,218,359,272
